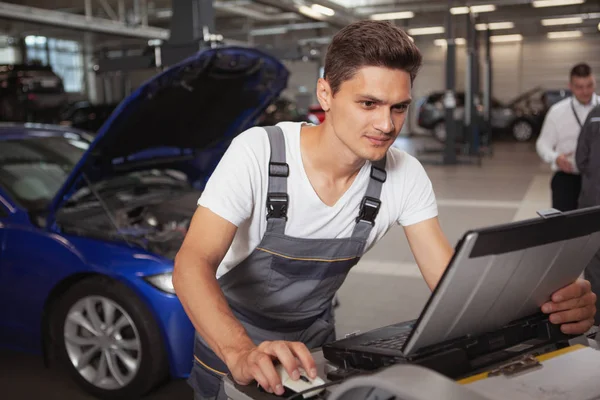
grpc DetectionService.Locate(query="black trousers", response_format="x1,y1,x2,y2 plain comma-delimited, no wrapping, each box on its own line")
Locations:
551,172,582,212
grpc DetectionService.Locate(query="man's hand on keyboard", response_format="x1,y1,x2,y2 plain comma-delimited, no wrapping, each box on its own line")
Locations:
542,278,597,335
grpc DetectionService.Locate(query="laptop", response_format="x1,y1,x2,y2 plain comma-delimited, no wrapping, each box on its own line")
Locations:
323,206,600,377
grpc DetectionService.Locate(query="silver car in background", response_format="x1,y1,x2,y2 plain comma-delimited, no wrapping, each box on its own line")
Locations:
416,87,571,143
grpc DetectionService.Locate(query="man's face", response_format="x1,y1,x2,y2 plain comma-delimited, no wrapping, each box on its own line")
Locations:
569,75,596,105
317,66,412,162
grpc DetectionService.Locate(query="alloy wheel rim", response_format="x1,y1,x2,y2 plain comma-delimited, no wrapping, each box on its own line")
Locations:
63,296,142,390
514,122,532,141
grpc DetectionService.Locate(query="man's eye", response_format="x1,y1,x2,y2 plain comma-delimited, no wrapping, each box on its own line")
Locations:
362,101,375,108
393,105,408,113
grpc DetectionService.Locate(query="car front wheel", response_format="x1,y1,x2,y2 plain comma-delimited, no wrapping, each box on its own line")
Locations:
51,277,169,399
511,119,534,142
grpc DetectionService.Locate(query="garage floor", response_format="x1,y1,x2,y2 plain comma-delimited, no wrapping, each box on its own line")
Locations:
0,136,553,399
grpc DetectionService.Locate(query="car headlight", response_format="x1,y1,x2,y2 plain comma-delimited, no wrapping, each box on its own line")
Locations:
144,272,176,294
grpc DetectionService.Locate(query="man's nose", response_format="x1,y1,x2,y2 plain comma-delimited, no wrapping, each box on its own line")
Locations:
373,109,395,134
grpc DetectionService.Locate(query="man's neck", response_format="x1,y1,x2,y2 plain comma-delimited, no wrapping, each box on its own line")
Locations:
300,123,366,182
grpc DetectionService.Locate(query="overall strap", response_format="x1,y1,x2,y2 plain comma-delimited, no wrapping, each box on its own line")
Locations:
264,126,289,234
352,155,387,241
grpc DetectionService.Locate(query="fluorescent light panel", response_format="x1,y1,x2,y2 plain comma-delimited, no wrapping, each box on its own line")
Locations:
533,0,585,8
370,11,414,20
450,6,470,14
541,17,583,25
434,38,467,46
490,34,523,42
471,4,497,13
408,26,445,35
450,4,496,14
298,5,325,20
476,21,515,30
547,30,583,38
311,4,335,16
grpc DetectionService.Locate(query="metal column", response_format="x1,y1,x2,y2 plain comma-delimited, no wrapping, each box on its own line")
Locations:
482,28,493,151
443,1,457,165
465,12,480,158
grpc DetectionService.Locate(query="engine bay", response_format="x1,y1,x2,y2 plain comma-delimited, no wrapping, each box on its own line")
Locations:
55,175,201,260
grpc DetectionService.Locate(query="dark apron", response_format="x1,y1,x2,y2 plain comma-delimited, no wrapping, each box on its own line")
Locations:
188,126,387,399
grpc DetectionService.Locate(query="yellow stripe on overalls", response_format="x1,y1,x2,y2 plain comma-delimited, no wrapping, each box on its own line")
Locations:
457,344,586,385
257,247,358,263
194,355,228,376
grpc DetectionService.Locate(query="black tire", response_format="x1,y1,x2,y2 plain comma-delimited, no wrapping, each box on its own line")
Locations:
50,276,169,399
511,118,535,142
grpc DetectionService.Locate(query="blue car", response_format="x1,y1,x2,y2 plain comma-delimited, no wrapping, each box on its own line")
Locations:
0,47,288,398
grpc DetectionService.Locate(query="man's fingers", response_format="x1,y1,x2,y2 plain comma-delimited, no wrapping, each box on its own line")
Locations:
560,319,595,335
251,368,271,394
551,279,591,303
262,342,300,381
289,342,318,379
543,291,596,313
548,304,596,326
253,352,283,395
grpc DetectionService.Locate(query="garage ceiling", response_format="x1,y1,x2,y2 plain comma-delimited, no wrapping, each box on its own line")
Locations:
0,0,598,50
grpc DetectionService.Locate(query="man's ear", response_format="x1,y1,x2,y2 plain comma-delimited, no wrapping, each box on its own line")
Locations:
316,78,333,112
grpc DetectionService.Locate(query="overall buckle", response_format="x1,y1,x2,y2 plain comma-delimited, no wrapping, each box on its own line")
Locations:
267,193,288,219
356,196,381,225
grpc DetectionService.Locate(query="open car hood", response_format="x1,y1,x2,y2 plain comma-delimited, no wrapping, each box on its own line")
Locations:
47,46,288,220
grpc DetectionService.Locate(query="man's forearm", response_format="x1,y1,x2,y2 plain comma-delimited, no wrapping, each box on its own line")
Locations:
173,253,255,366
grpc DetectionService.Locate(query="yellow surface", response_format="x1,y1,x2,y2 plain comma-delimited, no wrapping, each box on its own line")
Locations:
456,344,586,385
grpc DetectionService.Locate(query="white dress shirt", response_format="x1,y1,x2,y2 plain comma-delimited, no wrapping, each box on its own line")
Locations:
536,93,600,173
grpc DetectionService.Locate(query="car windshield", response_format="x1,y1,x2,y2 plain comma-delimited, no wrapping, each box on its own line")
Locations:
0,134,89,211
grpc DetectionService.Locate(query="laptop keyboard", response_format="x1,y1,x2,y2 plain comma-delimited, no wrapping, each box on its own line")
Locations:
360,331,411,350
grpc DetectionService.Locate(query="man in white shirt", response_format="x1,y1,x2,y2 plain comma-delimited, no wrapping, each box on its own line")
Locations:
536,63,599,211
174,21,597,400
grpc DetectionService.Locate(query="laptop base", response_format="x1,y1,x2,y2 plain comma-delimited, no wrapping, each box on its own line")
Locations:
323,313,575,380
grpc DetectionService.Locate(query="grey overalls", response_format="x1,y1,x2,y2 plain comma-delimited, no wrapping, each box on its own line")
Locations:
188,126,387,400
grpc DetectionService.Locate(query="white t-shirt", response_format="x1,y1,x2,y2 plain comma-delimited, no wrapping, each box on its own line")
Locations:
198,122,438,278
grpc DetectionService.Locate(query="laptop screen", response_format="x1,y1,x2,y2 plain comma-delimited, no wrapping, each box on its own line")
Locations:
402,206,600,356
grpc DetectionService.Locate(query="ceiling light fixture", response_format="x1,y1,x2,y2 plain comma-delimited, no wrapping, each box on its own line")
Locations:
532,0,585,8
471,4,497,13
490,34,523,43
311,4,335,16
370,11,415,20
476,21,515,30
434,38,467,46
298,5,326,20
408,26,445,35
547,30,583,38
450,4,496,14
541,17,583,25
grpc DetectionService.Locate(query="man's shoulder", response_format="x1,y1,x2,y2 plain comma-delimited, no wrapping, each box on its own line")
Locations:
546,97,572,119
386,146,422,171
235,121,302,145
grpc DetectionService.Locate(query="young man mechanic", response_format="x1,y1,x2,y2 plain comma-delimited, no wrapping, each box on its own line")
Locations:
174,21,597,400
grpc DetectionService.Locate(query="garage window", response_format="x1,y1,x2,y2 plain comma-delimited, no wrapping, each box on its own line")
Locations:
25,35,83,93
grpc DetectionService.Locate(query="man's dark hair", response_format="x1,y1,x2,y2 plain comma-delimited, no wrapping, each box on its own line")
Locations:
570,63,592,79
323,20,423,95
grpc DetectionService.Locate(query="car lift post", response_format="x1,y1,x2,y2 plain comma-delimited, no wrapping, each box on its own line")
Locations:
443,0,457,165
481,27,494,155
418,0,479,166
